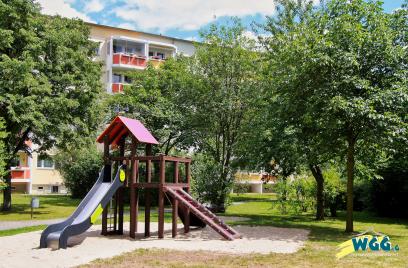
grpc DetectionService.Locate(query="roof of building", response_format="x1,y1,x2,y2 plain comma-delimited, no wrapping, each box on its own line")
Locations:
96,116,159,145
86,22,195,44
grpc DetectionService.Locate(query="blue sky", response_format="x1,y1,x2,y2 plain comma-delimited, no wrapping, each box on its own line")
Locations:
37,0,406,41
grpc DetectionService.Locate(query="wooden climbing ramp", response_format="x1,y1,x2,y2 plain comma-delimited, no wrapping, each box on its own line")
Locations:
165,187,241,240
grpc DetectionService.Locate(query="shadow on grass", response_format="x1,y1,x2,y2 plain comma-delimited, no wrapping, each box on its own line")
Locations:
223,213,348,243
35,195,81,207
230,194,277,203
221,210,408,245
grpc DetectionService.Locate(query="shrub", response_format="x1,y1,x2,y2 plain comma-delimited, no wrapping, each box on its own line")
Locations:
274,175,315,214
354,154,408,218
262,183,276,193
55,145,103,198
233,182,251,195
191,154,234,212
323,167,346,217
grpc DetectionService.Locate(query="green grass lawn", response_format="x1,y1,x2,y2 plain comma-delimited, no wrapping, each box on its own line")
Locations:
0,194,81,221
0,193,176,237
2,193,407,267
85,193,408,268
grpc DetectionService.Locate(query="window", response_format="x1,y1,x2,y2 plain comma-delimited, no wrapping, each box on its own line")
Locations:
94,42,101,56
11,186,16,190
148,51,154,57
37,155,54,168
113,44,123,53
10,157,20,167
124,75,132,84
113,73,122,83
38,186,44,190
157,52,165,59
52,186,59,193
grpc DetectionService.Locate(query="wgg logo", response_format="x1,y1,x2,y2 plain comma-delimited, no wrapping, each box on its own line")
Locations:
336,230,399,259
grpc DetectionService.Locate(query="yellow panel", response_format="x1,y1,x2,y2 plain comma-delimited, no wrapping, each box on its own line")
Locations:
120,169,126,182
90,204,103,224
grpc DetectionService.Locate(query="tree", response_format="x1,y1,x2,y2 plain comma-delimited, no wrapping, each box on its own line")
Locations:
108,57,197,155
0,118,7,178
186,19,261,211
0,0,103,210
255,0,339,220
111,19,260,211
55,144,103,198
261,0,408,231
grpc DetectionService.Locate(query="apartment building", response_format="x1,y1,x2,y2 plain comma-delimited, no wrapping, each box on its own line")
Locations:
11,142,67,194
88,23,195,93
10,23,195,194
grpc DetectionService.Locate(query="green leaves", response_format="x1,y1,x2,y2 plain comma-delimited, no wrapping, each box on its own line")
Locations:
0,0,103,209
259,0,407,230
0,1,104,155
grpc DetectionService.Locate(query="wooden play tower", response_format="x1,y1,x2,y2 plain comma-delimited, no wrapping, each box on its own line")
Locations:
96,116,240,240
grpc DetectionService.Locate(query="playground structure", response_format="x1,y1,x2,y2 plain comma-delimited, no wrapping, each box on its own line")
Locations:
40,116,240,249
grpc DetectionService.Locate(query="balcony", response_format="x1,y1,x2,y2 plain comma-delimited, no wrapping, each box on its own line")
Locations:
149,57,165,68
11,167,30,182
112,53,147,69
111,83,131,93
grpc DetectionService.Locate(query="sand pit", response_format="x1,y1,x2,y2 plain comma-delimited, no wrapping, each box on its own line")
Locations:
0,222,309,268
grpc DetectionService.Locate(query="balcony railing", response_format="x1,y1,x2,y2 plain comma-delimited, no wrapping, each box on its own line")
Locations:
112,53,147,68
149,57,166,68
112,83,131,93
11,167,30,180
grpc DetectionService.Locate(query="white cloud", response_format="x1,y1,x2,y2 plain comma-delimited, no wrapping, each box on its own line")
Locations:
113,0,278,32
184,36,199,42
116,22,137,30
84,0,105,13
36,0,94,22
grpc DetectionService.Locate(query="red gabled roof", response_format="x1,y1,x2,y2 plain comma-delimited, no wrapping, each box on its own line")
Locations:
96,116,159,145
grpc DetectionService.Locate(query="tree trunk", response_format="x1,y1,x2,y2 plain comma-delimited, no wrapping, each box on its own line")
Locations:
330,203,337,217
346,131,356,233
310,164,324,220
2,163,12,211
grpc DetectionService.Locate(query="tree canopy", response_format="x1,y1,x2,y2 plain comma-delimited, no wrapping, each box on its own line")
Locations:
259,0,408,231
0,0,103,210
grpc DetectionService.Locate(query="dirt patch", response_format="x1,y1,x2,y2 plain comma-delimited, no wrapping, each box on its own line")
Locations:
0,222,309,268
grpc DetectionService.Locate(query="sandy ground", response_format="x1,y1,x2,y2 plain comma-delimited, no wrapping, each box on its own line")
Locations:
0,221,309,268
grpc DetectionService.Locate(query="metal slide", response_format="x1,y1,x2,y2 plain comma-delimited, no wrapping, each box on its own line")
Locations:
165,187,241,240
40,166,125,249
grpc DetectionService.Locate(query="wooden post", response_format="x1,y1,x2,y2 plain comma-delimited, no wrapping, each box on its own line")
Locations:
102,135,110,236
117,137,126,235
184,162,191,233
172,161,179,237
144,188,151,237
145,144,152,157
186,162,191,192
174,161,179,183
134,160,139,233
129,139,138,238
172,198,178,238
145,145,152,237
158,155,165,238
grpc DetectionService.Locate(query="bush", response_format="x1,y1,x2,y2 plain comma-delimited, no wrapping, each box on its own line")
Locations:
233,182,251,195
323,167,346,217
55,145,103,198
274,175,315,214
354,154,408,218
191,154,234,212
262,183,276,193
